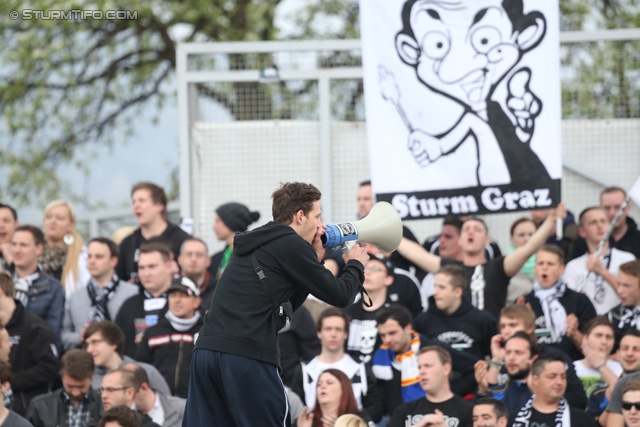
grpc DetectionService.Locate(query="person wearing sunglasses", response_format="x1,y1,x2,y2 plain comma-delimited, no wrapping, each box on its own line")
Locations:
621,379,640,427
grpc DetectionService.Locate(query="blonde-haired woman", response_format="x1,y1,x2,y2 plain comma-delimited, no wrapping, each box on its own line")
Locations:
41,200,90,299
334,414,367,427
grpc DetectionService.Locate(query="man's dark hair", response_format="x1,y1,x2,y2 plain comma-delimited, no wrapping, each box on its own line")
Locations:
99,405,142,427
536,244,565,266
622,328,640,341
121,363,151,391
60,349,95,380
375,304,412,329
89,237,119,259
418,345,451,367
582,316,614,338
620,260,640,282
436,264,469,292
317,307,350,332
0,204,17,221
601,186,626,199
398,0,543,66
0,272,14,298
0,360,11,385
510,217,536,237
474,397,508,421
13,224,45,246
139,238,172,262
499,304,536,333
579,206,605,227
505,331,539,359
84,321,125,357
623,379,640,395
180,237,209,254
463,216,489,234
131,182,168,221
359,180,371,187
531,354,566,377
442,216,463,234
271,182,322,225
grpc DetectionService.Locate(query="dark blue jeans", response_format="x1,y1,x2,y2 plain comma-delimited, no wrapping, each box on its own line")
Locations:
182,349,291,427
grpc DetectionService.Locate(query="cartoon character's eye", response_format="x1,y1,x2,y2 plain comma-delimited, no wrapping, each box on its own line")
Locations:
420,31,450,60
470,26,501,54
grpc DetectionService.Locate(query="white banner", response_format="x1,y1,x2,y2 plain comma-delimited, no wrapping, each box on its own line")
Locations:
360,0,562,218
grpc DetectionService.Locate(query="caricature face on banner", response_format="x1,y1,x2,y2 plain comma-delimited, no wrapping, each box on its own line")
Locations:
360,0,562,219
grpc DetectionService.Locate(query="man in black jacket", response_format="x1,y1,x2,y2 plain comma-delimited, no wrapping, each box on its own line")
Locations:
115,241,172,357
0,272,58,416
26,349,103,427
183,182,370,427
134,276,203,398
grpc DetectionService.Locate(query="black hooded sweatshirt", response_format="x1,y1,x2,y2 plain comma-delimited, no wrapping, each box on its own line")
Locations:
195,221,365,368
414,295,497,360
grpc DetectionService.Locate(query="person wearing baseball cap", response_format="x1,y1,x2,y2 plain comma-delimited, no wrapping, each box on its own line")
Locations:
134,276,203,398
208,202,261,281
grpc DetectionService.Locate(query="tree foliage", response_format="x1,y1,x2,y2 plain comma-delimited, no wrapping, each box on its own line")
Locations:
0,0,281,207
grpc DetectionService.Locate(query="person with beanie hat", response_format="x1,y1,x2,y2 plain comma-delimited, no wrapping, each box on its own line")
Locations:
208,202,260,281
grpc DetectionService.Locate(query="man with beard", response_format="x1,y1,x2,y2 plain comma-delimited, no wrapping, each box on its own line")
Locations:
477,331,538,412
508,355,598,426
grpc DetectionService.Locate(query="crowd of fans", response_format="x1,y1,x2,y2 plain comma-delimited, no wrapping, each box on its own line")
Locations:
0,179,638,426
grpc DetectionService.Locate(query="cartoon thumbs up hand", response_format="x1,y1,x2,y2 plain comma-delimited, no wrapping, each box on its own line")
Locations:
507,68,542,143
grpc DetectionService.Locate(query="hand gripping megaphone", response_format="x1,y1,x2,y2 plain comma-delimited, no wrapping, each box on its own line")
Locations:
321,201,403,253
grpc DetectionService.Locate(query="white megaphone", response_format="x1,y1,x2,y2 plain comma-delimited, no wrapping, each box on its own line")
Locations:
321,201,403,253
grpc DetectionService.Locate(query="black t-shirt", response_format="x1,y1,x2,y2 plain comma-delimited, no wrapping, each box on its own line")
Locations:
528,408,556,427
508,407,598,427
116,223,191,283
441,257,510,318
343,304,385,364
389,395,473,427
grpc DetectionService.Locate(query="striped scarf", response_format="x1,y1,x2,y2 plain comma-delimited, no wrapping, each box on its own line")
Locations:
512,395,570,427
372,331,423,402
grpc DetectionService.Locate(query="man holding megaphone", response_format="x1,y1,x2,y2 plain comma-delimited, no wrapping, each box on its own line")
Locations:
182,182,370,427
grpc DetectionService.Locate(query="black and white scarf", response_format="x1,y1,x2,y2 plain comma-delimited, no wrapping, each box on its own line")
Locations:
618,305,640,330
592,248,612,304
165,311,201,332
512,395,570,427
534,279,568,342
470,265,485,310
13,271,39,307
87,274,120,322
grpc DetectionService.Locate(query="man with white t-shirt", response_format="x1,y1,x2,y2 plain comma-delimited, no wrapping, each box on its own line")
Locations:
564,207,636,314
573,316,622,417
